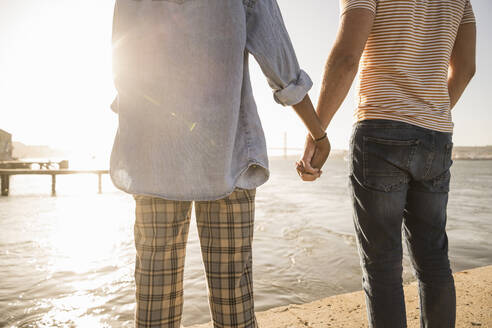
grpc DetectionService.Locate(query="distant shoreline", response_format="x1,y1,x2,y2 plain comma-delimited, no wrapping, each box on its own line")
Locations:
10,142,492,162
269,152,492,161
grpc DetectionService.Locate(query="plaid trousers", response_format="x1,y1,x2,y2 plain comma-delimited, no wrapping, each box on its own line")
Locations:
133,188,258,328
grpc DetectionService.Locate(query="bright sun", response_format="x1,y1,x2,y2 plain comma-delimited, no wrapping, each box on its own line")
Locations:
1,0,117,158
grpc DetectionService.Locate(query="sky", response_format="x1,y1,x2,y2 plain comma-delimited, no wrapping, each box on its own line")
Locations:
1,0,491,160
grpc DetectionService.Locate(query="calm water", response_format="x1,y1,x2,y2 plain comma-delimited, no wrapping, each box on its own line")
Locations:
1,158,491,327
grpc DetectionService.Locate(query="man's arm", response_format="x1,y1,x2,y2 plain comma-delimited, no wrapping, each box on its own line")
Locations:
315,6,374,129
448,23,476,110
297,5,374,180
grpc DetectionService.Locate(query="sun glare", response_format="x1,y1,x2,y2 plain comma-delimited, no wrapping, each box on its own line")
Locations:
2,1,117,156
43,197,126,274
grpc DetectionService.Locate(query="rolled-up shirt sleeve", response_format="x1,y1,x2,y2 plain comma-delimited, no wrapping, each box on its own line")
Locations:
245,0,313,106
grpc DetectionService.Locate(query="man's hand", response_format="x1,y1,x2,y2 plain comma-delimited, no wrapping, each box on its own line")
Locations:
296,134,331,181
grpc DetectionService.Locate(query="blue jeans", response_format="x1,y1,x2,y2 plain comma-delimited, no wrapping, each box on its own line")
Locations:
349,120,456,328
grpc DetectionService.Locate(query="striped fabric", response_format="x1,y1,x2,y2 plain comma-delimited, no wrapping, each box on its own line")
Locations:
133,188,257,328
341,0,476,133
341,0,377,16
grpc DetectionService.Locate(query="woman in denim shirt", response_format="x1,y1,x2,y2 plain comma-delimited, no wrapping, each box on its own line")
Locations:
111,0,329,327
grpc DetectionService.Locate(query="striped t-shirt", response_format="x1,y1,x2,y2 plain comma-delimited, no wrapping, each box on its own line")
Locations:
342,0,476,132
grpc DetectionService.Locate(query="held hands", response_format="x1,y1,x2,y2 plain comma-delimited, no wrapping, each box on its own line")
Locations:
296,133,331,181
289,94,330,181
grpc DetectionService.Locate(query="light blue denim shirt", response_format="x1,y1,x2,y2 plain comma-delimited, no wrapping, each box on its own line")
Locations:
110,0,313,201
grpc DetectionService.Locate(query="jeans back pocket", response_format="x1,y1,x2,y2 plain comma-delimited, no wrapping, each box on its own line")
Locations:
362,136,419,192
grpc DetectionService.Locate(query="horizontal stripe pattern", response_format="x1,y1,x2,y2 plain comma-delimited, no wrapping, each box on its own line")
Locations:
342,0,476,133
341,0,377,16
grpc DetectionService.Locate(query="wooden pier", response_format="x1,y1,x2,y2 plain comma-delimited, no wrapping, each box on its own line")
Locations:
0,169,109,197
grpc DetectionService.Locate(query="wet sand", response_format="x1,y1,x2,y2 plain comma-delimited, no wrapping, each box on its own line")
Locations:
188,265,492,328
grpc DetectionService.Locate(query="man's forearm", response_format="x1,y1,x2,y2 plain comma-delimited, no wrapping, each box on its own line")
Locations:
316,52,359,130
315,8,374,130
447,22,476,110
448,66,475,110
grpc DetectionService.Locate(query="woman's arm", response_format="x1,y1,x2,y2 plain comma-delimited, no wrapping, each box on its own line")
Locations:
244,0,330,177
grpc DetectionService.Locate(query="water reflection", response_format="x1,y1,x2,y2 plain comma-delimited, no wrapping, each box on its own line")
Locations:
36,197,135,328
1,159,492,327
1,183,136,328
43,198,124,274
36,293,115,328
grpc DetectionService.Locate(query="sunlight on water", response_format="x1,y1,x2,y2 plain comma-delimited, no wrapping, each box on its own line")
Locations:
42,199,122,274
0,184,136,327
35,294,114,328
1,159,491,327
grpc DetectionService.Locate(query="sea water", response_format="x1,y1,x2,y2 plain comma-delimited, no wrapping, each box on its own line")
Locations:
1,158,491,327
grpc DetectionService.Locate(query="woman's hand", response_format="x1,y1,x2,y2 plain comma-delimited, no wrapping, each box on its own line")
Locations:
296,134,330,181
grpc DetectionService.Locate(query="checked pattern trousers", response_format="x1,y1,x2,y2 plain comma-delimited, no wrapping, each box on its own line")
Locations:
133,188,257,328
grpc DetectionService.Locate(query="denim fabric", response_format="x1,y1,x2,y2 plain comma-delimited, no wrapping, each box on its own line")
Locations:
349,119,456,328
110,0,312,201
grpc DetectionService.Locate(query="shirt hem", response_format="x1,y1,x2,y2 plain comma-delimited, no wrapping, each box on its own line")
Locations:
110,160,269,202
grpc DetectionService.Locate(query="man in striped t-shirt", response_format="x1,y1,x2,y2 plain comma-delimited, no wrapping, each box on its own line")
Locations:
298,0,476,327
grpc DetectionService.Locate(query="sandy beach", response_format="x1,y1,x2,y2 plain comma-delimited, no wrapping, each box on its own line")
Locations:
188,265,492,328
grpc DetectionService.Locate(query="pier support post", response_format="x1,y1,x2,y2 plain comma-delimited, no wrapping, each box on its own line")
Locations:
51,174,56,197
98,173,102,194
1,175,9,196
283,132,287,159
